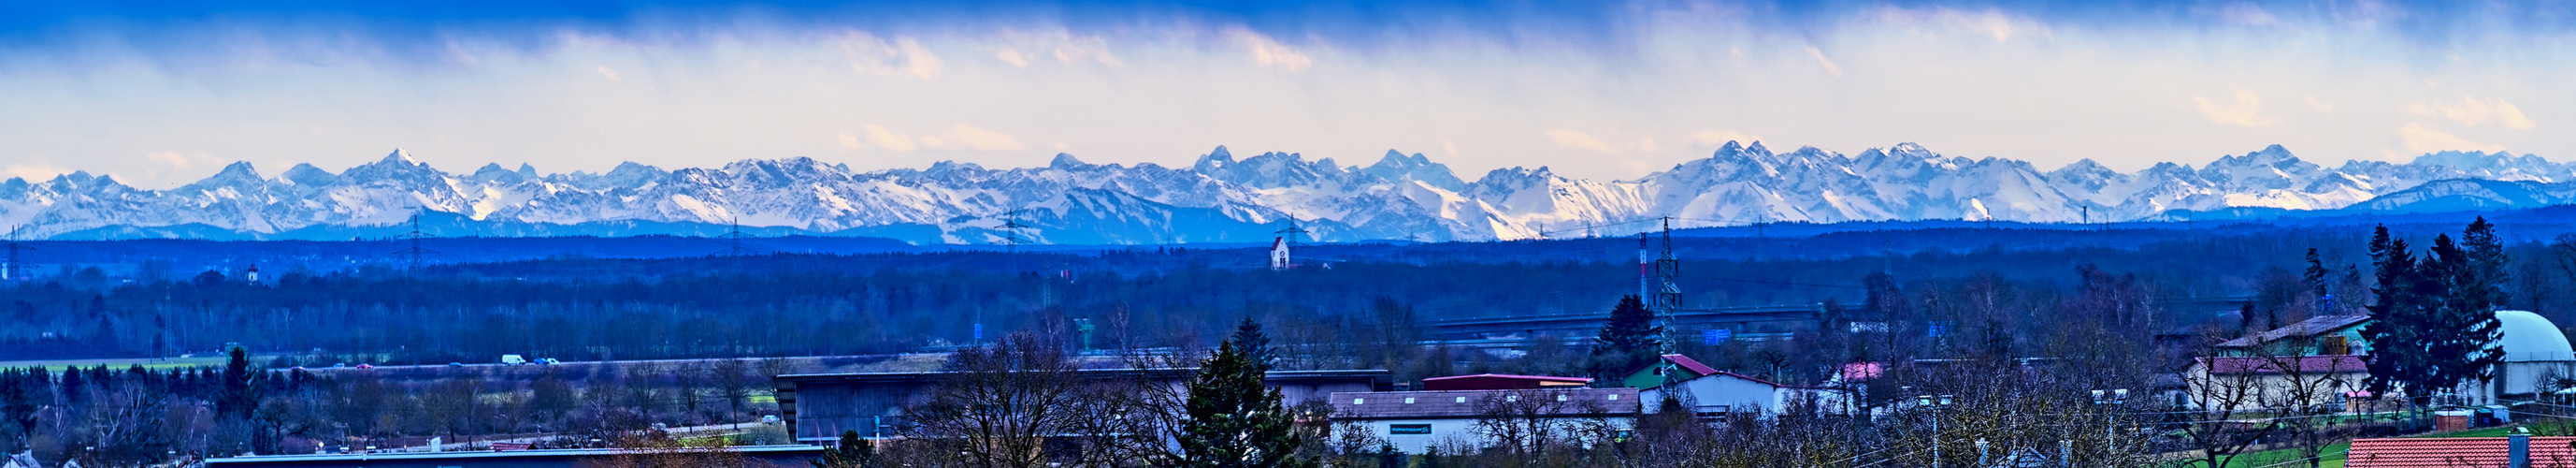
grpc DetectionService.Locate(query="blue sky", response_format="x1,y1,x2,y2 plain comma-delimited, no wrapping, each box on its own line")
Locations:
0,1,2568,187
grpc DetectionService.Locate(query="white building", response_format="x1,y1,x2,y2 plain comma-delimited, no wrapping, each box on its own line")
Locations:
2485,310,2576,402
1329,388,1638,454
1640,371,1852,417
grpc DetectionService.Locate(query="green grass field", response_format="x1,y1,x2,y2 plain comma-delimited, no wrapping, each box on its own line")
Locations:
0,356,231,372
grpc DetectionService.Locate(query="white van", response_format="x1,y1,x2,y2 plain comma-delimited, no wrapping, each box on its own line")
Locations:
499,354,527,365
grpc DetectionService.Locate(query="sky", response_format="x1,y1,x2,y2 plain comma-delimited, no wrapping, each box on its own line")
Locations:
0,0,2570,188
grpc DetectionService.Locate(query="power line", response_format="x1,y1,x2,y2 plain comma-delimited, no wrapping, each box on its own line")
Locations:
391,212,439,272
2,225,32,282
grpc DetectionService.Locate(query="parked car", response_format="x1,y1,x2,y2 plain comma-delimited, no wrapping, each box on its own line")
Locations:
500,354,527,366
447,362,464,368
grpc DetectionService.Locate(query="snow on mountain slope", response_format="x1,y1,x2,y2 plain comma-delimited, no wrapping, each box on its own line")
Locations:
0,144,2568,242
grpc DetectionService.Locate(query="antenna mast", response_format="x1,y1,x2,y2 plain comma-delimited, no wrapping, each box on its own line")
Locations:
1653,217,1681,338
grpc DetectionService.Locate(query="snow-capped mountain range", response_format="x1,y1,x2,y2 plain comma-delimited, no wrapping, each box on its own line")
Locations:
3,142,2569,243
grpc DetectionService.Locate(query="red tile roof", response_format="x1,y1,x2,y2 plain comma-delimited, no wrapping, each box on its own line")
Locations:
2347,436,2576,467
2198,355,2368,374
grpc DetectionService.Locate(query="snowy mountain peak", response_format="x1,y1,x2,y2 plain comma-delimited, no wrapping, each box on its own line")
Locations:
282,164,337,186
1191,146,1237,172
1362,150,1468,191
5,143,2571,242
1049,153,1088,169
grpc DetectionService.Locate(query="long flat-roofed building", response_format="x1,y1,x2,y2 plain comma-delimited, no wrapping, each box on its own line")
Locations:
202,446,825,468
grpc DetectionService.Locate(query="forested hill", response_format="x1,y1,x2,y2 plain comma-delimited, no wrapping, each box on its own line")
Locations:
10,206,2576,281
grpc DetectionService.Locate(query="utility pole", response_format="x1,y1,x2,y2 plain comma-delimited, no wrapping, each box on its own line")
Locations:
997,210,1033,258
1,226,27,282
716,216,760,257
392,212,438,272
1274,216,1310,245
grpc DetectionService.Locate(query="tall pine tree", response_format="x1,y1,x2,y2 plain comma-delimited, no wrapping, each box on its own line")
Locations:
1230,318,1275,369
2360,220,2512,401
1175,334,1312,467
2362,225,2429,397
1590,295,1662,381
2304,248,2333,314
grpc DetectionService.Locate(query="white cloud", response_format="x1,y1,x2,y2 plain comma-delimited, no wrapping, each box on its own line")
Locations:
932,124,1026,151
1233,30,1313,72
2410,96,2536,129
2194,89,2277,127
1806,47,1844,76
1691,130,1762,149
1871,7,2050,41
2,163,67,182
2398,123,2506,154
849,125,1022,152
1547,129,1619,154
861,125,918,152
2217,3,2278,26
840,32,944,80
988,30,1120,68
595,66,622,81
1439,139,1459,156
1639,138,1666,154
2305,95,2335,112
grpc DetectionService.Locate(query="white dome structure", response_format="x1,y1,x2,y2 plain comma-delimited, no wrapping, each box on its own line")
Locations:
2494,310,2574,362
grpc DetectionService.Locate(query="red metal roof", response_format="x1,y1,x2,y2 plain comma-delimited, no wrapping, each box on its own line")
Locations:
2347,436,2576,467
1661,354,1720,375
1419,373,1592,390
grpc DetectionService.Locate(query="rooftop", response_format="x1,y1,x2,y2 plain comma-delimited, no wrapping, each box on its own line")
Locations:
1331,388,1641,419
778,368,1389,384
1418,373,1591,390
2197,355,2368,374
2218,314,2369,348
2345,435,2576,467
204,446,826,465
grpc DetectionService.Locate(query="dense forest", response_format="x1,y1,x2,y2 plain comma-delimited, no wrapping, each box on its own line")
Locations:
6,219,2576,364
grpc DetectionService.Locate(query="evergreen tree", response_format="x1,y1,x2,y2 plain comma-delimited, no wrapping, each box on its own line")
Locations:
218,346,259,420
1230,318,1275,369
812,431,876,468
1175,341,1313,468
2362,226,2430,396
2428,230,2508,392
2304,248,2333,313
2459,217,2511,313
1590,295,1662,380
2360,220,2513,400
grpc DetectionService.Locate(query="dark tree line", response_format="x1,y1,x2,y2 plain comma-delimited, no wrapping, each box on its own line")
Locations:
2361,218,2513,401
